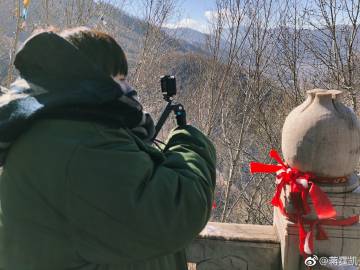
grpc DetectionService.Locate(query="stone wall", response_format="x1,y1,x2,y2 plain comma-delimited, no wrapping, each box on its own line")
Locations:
186,222,281,270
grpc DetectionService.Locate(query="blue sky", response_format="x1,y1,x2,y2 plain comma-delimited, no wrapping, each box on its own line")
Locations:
123,0,217,33
169,0,216,32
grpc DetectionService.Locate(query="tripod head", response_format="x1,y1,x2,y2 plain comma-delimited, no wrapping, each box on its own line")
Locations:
160,75,177,101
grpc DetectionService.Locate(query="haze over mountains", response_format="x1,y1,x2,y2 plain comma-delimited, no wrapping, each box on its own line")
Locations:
162,27,208,48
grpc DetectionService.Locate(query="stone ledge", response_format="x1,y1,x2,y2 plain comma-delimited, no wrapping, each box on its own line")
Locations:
187,222,281,270
197,222,280,244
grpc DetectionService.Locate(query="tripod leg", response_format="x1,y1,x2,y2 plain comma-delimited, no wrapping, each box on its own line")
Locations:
153,102,173,140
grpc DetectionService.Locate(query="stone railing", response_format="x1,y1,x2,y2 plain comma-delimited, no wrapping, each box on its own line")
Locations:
186,181,360,270
186,222,281,270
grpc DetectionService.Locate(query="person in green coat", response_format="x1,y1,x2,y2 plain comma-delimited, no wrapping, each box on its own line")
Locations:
0,27,216,270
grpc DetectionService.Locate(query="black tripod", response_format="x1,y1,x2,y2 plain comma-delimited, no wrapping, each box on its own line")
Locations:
152,75,187,142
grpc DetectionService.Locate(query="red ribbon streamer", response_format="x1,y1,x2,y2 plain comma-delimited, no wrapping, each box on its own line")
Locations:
300,215,359,255
250,149,359,256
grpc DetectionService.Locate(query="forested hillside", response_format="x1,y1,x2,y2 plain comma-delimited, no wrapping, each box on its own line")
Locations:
1,0,360,225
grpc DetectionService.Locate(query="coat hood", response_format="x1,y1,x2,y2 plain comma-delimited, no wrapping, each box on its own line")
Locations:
0,31,155,165
14,31,114,91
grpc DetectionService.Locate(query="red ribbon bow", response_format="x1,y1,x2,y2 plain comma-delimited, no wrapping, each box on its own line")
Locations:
250,150,336,219
250,149,359,256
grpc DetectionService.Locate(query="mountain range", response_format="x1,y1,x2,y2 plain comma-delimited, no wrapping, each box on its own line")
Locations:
0,0,210,84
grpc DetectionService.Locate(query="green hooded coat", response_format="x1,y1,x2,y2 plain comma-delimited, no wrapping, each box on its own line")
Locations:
0,120,216,270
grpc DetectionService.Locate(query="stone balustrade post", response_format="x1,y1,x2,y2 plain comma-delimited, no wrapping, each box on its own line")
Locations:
273,89,360,270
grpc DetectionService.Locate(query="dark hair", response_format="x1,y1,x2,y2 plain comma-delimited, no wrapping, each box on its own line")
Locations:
60,27,128,77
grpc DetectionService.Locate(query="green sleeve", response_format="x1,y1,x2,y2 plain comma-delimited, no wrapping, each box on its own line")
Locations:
67,124,216,263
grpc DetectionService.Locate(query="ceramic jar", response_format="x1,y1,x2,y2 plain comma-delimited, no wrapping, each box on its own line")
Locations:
281,89,360,178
